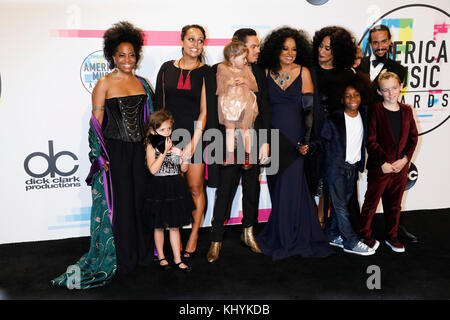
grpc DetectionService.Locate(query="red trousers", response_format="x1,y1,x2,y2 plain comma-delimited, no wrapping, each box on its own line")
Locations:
359,166,409,240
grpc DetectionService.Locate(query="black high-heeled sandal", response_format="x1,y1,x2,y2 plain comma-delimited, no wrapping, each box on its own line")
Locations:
181,250,197,260
157,258,172,271
174,261,192,273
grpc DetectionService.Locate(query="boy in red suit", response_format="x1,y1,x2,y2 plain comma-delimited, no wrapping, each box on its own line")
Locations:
360,72,418,253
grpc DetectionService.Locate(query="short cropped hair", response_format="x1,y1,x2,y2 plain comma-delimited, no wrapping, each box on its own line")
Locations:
378,71,401,85
232,28,257,44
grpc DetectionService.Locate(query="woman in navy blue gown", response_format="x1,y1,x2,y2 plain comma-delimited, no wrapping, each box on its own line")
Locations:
256,27,333,260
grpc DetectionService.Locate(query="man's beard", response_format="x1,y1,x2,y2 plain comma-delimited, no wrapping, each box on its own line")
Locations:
374,48,389,62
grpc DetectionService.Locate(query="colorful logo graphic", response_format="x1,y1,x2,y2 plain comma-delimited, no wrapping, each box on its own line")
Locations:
48,207,91,230
80,50,112,94
360,4,450,135
405,162,418,191
50,29,230,94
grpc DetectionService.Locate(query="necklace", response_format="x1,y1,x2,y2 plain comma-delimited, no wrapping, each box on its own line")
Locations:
177,58,200,90
179,57,200,70
272,71,291,88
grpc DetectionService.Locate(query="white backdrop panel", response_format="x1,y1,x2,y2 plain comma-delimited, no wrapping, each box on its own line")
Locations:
0,0,449,244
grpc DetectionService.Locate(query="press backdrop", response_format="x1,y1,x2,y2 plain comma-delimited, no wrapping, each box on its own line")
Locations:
1,0,449,244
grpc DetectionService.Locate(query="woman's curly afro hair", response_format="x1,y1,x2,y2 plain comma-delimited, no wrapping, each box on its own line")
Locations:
259,26,312,73
312,26,356,70
103,21,144,70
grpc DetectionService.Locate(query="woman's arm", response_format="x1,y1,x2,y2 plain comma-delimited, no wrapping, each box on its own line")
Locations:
180,159,189,173
301,67,314,94
91,77,108,125
90,77,109,170
154,62,168,111
301,66,314,145
182,79,207,160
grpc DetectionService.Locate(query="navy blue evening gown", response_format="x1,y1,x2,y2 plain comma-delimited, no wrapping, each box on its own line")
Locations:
257,68,333,260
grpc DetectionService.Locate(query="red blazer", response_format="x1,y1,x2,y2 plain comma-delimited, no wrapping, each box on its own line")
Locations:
366,102,418,170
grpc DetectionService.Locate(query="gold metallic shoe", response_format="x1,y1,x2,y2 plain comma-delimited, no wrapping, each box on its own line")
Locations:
206,242,222,263
241,226,262,253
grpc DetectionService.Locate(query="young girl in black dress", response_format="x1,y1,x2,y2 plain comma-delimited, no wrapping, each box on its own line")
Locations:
143,110,194,272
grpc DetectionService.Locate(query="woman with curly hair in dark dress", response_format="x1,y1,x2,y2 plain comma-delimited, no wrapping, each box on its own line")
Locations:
52,21,154,288
305,26,357,229
256,27,333,261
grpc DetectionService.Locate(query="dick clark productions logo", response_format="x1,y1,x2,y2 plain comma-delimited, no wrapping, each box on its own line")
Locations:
24,140,81,191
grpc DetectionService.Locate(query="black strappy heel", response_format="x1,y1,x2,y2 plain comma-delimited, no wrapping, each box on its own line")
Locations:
174,261,192,273
181,250,197,260
157,258,172,271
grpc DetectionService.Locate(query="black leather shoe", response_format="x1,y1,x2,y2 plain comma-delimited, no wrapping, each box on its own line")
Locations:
398,225,419,243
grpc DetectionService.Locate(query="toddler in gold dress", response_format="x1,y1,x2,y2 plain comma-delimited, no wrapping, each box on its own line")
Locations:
216,40,259,169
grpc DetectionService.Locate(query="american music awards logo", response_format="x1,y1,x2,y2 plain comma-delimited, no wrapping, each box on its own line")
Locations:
360,4,450,136
23,140,81,191
80,50,112,93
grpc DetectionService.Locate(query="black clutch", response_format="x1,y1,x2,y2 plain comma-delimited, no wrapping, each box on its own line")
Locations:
149,133,166,154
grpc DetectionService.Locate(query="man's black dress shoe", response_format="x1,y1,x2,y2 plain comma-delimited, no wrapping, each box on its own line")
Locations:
398,224,419,243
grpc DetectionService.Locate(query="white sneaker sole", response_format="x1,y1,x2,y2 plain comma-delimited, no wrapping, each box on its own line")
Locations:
385,240,405,253
329,242,344,249
371,240,380,251
343,248,376,256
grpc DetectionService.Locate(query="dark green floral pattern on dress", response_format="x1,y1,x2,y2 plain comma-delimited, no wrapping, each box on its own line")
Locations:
51,124,116,289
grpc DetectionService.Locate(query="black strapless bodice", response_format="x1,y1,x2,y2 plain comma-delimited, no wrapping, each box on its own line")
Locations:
103,94,147,143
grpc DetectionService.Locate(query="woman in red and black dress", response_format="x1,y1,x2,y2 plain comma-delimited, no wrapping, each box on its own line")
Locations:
154,24,218,259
